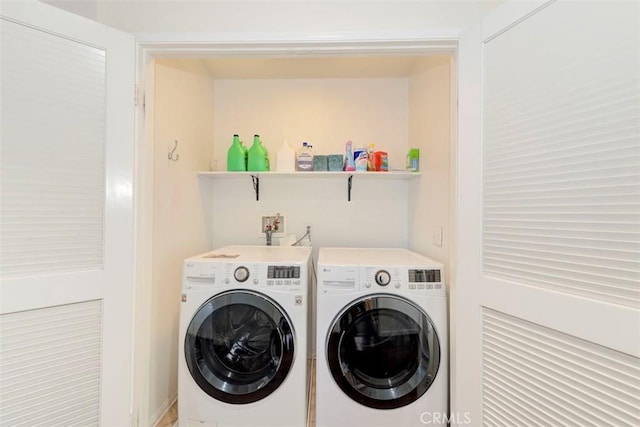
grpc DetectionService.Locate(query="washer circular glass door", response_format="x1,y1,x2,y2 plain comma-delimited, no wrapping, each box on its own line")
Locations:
327,294,440,409
185,290,295,404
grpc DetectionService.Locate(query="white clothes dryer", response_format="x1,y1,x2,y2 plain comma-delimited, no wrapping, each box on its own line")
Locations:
178,245,312,427
316,247,448,427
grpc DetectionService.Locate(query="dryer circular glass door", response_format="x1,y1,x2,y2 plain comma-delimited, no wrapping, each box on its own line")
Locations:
185,290,295,404
326,294,440,409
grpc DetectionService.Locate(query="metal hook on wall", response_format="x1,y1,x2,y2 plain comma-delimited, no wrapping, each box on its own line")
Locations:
168,140,179,162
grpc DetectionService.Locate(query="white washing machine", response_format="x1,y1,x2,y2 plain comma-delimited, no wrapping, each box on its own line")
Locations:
178,245,312,427
316,247,448,427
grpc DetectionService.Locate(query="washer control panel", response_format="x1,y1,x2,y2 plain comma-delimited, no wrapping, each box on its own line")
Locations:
184,261,305,291
233,266,250,282
226,264,303,288
266,265,302,287
374,270,391,286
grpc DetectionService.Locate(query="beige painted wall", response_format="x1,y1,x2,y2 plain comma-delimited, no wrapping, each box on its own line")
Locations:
408,56,452,275
149,60,214,426
211,77,409,171
209,76,411,252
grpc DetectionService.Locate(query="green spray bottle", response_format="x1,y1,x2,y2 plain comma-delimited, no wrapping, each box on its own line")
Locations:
227,134,246,171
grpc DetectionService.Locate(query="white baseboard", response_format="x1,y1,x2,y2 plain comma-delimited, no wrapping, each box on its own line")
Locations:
151,393,177,427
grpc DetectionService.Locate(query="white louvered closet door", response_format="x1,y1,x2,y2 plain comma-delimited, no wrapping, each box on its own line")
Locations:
0,2,134,426
455,1,640,426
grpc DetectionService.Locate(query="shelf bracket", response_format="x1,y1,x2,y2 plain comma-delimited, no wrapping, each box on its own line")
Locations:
251,175,260,201
347,174,353,202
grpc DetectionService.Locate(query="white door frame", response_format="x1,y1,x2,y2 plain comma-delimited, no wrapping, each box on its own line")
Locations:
131,31,461,425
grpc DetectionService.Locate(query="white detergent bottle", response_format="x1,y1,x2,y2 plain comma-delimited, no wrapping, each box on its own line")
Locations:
276,139,296,172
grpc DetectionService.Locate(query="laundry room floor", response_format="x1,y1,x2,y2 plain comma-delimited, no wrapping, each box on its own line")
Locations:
159,359,317,427
156,403,178,427
308,358,317,427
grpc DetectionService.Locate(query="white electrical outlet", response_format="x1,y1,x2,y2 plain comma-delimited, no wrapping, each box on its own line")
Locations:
260,214,286,237
432,226,443,247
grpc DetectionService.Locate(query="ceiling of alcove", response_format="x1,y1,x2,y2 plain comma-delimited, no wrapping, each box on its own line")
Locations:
159,55,446,79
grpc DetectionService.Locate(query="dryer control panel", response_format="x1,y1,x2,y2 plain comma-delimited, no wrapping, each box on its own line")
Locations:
409,269,441,283
361,266,402,290
361,266,444,293
317,247,446,296
319,265,444,295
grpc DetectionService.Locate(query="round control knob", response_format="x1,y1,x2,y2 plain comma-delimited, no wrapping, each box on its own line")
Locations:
253,278,259,285
375,270,391,286
234,266,250,282
395,283,401,289
365,283,372,289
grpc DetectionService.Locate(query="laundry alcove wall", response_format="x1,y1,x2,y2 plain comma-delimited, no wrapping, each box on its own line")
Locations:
143,42,456,427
